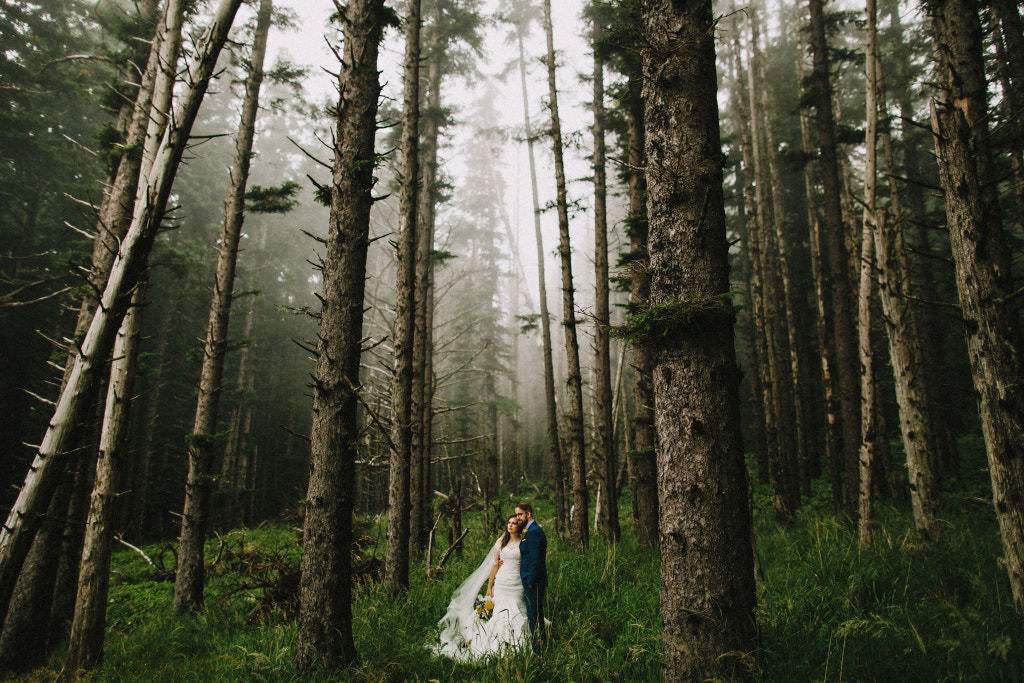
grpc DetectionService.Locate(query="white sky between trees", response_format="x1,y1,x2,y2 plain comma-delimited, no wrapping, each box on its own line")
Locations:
267,0,618,325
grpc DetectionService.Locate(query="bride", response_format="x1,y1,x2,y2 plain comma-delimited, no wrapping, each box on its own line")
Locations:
432,515,532,661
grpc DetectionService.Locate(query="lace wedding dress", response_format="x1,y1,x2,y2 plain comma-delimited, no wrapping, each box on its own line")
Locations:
432,538,531,661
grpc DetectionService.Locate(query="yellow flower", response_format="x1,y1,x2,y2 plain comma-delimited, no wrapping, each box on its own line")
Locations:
484,600,493,610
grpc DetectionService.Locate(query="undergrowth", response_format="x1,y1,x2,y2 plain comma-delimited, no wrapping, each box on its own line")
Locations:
9,437,1022,681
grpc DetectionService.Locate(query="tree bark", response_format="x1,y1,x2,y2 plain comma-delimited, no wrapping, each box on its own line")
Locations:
642,0,757,677
927,0,1024,630
808,0,860,518
989,0,1024,237
0,0,243,623
888,3,959,481
726,12,769,488
542,0,588,551
0,468,74,671
797,32,844,516
293,0,385,671
624,68,658,549
591,18,618,544
129,284,173,539
386,0,420,591
174,0,272,612
514,14,566,533
220,284,258,530
64,281,147,675
0,0,164,652
857,0,881,548
411,7,443,555
873,31,941,536
746,5,798,522
757,16,807,505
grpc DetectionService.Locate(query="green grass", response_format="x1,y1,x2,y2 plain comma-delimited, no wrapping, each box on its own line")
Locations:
11,440,1023,681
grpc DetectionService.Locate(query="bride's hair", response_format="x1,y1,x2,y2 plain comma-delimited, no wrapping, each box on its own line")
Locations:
500,514,523,549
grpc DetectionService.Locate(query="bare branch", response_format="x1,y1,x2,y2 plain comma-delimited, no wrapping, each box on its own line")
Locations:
342,375,398,454
64,220,98,241
281,425,311,443
288,136,332,169
115,534,156,567
434,526,471,575
0,286,73,309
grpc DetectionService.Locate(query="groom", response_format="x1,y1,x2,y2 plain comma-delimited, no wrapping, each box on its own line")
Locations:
515,502,547,650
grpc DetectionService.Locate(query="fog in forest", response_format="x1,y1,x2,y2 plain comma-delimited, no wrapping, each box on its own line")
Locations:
1,0,1023,677
1,0,648,525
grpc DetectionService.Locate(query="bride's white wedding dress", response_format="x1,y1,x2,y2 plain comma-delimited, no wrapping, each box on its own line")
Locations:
432,538,531,661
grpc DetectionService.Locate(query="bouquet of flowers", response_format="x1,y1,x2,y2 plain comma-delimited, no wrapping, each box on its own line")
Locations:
474,595,494,622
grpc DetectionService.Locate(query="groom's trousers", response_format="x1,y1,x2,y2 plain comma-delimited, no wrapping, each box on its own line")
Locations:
524,583,546,647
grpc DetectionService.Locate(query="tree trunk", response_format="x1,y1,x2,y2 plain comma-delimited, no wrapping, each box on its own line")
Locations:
0,0,165,651
220,286,257,531
130,283,173,540
927,0,1024,630
64,281,147,674
990,0,1024,243
726,12,769,488
757,15,807,506
293,0,385,671
858,1,881,548
739,18,779,496
515,12,566,534
642,0,757,677
412,10,442,554
542,0,588,551
591,18,618,544
174,0,272,612
0,469,74,671
386,0,420,591
746,6,798,522
873,32,941,536
0,0,243,623
808,0,860,518
796,35,844,516
624,69,658,549
888,3,959,480
218,217,268,531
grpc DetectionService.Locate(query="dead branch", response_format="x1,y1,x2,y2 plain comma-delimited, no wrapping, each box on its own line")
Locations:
115,534,156,567
0,286,74,309
61,134,99,159
434,526,470,575
210,530,229,568
431,434,492,447
343,375,398,454
281,425,311,443
287,136,332,170
425,508,444,579
64,220,98,240
1004,286,1024,304
431,399,488,415
430,451,487,465
21,388,55,407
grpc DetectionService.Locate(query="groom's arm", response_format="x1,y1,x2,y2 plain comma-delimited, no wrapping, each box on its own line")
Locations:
521,532,538,587
535,527,547,581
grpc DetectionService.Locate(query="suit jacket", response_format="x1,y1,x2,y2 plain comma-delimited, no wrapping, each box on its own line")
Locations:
519,520,548,588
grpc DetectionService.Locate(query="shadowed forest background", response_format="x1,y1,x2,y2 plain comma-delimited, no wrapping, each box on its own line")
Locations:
0,0,1022,679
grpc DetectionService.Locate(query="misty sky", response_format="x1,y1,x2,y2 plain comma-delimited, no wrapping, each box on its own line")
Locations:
265,0,619,320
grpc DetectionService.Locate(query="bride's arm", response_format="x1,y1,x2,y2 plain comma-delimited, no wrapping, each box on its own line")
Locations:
486,558,498,596
486,543,504,595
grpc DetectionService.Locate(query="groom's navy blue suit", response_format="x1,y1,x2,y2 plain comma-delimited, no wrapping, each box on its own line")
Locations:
519,518,547,647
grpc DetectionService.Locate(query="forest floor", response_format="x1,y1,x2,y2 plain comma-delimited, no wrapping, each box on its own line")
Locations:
8,436,1023,682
